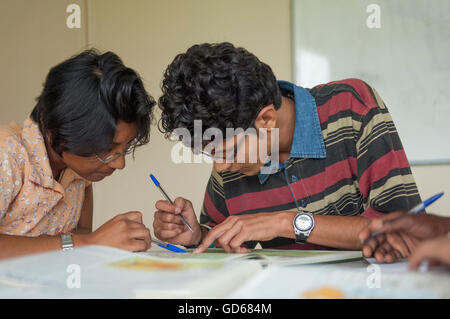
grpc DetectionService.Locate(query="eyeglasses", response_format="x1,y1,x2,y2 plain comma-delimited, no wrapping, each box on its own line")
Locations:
197,145,238,162
94,142,134,164
195,134,247,162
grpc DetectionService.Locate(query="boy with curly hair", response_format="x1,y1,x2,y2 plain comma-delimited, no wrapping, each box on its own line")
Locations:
153,42,421,254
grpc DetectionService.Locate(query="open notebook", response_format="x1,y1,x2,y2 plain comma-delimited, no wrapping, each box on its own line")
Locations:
0,245,362,298
143,248,363,267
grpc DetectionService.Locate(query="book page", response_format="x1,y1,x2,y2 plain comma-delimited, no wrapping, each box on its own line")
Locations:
230,264,450,298
143,248,363,266
0,245,262,298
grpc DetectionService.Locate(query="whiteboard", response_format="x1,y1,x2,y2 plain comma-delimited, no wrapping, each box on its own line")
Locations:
292,0,450,165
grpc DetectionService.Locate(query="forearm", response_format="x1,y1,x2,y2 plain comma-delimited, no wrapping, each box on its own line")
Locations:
72,226,92,235
0,233,89,260
278,212,371,250
444,216,450,233
191,225,210,246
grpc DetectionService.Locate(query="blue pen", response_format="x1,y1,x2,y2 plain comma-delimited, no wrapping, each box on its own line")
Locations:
364,192,444,244
149,174,194,232
152,238,187,253
408,192,444,214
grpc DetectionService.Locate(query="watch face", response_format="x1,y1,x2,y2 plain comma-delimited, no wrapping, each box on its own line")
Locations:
295,214,313,231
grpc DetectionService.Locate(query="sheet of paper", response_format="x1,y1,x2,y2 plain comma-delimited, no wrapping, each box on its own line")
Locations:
230,264,450,299
0,245,262,298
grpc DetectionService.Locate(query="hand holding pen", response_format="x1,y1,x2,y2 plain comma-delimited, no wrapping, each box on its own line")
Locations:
359,192,446,263
150,174,203,250
362,193,444,244
150,174,193,232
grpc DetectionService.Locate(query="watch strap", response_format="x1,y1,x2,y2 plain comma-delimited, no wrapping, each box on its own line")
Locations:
61,233,74,251
295,232,309,244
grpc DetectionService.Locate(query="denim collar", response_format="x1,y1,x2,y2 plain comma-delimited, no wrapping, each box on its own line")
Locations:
258,80,326,184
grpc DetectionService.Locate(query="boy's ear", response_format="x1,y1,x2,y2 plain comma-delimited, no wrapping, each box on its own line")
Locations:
254,105,277,130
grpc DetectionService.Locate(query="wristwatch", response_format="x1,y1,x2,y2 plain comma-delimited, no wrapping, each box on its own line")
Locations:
293,211,315,244
61,233,74,251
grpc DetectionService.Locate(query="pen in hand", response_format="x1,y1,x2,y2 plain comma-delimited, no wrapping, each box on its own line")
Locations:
362,192,444,245
149,174,194,233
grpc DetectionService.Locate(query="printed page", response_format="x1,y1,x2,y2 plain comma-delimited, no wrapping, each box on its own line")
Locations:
230,264,450,299
0,245,262,298
143,248,363,266
254,249,363,265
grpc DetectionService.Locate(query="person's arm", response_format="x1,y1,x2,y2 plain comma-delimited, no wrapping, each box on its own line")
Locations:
379,213,450,235
73,184,93,235
0,211,152,260
278,213,370,249
194,211,371,253
0,233,90,259
359,211,450,262
409,236,450,270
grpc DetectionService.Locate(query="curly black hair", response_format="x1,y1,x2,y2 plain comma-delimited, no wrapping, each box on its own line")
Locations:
158,42,281,145
31,49,155,157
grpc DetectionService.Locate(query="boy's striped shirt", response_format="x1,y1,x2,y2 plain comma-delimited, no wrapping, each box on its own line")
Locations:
200,78,421,250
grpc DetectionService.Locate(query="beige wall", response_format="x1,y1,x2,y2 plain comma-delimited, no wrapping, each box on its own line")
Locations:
86,0,293,230
0,0,448,239
0,0,88,123
411,165,450,216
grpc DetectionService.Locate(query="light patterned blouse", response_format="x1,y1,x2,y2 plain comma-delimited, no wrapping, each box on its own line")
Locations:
0,118,91,236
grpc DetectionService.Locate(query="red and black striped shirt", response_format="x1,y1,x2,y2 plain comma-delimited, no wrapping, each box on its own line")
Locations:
200,78,421,250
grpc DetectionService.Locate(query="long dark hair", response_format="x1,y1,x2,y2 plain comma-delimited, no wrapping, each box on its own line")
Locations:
31,49,155,156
